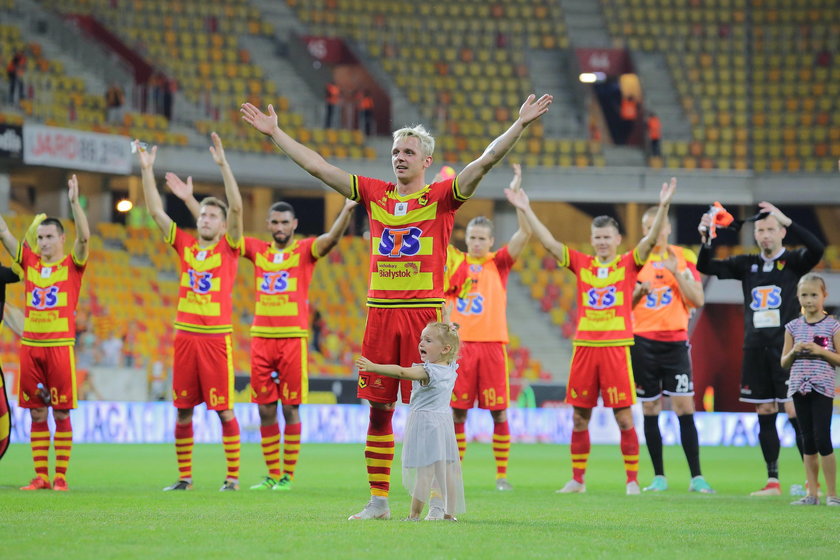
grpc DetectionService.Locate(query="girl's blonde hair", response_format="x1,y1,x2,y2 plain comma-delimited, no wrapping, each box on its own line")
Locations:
425,321,460,363
798,273,827,295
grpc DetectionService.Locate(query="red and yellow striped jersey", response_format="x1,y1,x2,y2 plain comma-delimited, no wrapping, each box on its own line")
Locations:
559,247,643,347
17,244,86,347
242,236,320,338
633,245,700,341
167,223,240,334
350,175,469,308
445,246,514,342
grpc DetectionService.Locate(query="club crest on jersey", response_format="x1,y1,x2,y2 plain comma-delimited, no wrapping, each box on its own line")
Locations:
586,285,617,309
378,226,423,258
776,260,786,270
358,374,369,388
260,270,290,293
750,285,782,310
188,270,213,294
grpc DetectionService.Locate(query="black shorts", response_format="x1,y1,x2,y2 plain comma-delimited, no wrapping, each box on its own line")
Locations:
740,346,790,403
631,335,693,401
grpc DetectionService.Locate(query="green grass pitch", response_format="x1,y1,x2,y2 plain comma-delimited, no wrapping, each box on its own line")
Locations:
1,442,837,559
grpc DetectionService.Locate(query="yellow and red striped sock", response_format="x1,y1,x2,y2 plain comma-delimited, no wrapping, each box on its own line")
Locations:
620,427,640,483
221,417,240,481
492,421,510,479
174,422,193,481
30,420,50,482
571,429,590,484
283,422,301,480
454,421,466,461
259,423,282,479
366,408,394,497
53,416,72,481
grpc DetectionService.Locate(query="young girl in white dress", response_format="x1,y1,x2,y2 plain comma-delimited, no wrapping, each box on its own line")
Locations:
356,322,466,521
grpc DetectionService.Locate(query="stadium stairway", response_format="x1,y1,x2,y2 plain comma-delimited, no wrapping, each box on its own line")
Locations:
558,0,612,48
602,144,646,166
525,49,584,138
250,0,422,134
506,271,572,382
238,34,321,127
631,52,692,142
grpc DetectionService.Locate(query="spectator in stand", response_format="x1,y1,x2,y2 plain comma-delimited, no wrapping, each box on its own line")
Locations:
325,81,340,129
647,112,662,158
619,94,638,145
358,90,375,136
6,50,26,105
163,79,175,121
105,83,125,125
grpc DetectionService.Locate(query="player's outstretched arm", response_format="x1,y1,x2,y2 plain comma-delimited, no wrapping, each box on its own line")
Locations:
67,174,90,263
457,94,552,198
505,163,532,260
165,172,200,221
315,198,357,257
504,184,565,262
635,177,677,263
0,213,19,258
209,132,243,242
135,141,173,234
241,103,353,198
355,356,430,382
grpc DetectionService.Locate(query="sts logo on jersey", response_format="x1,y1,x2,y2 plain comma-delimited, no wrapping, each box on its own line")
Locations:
187,270,213,294
749,285,782,310
644,287,673,309
586,286,617,309
260,271,290,294
31,286,59,309
378,227,422,258
457,293,484,315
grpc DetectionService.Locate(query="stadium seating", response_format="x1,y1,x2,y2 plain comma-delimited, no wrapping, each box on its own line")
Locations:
286,0,606,167
1,19,188,145
602,0,839,172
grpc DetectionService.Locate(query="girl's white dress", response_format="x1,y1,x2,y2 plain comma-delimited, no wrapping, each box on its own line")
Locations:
401,361,466,515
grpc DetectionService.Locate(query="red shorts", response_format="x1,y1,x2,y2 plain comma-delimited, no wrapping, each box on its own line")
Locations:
451,341,509,410
18,345,77,410
358,306,440,404
566,345,636,409
173,331,234,411
250,337,308,405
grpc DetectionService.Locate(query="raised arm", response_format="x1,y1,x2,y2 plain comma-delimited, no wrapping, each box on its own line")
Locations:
67,174,90,263
355,356,429,382
504,185,565,262
758,201,825,267
135,141,173,234
3,302,24,337
635,178,677,263
208,132,243,242
661,248,704,308
314,198,357,257
241,103,353,198
504,163,531,260
165,172,201,221
0,213,19,258
457,94,552,198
